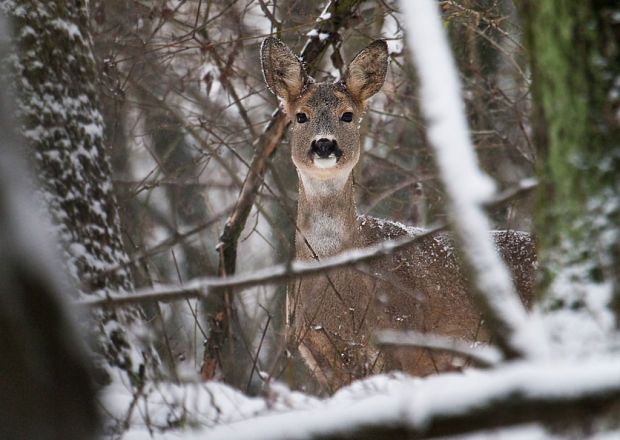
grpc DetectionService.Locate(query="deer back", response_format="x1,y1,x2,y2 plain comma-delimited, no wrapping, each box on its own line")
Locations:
287,216,535,391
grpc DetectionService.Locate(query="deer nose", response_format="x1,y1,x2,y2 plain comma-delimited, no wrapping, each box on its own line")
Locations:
311,138,339,158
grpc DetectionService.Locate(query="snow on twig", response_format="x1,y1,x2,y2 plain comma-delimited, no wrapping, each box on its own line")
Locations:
399,0,548,360
76,167,537,309
77,225,448,309
78,172,537,310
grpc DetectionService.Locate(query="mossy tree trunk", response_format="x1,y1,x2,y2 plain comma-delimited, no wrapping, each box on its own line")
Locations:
519,1,620,324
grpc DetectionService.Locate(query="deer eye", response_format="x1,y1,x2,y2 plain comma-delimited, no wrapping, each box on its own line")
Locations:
296,113,308,123
341,112,353,123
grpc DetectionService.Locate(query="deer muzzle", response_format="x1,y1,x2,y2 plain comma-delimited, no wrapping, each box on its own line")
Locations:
310,138,342,159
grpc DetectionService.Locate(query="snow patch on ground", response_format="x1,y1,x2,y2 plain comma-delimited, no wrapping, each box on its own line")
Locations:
110,358,619,439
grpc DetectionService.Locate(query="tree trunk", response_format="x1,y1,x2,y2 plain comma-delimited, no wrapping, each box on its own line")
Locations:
0,14,97,440
519,1,620,324
5,0,157,385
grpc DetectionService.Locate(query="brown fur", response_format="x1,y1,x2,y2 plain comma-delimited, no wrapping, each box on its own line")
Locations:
261,38,535,393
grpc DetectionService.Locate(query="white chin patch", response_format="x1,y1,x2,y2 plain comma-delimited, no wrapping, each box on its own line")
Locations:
313,154,338,169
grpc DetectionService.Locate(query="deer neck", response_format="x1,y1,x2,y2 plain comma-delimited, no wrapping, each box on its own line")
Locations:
295,170,357,260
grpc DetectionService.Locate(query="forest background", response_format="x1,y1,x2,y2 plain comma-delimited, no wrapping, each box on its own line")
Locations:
0,0,618,439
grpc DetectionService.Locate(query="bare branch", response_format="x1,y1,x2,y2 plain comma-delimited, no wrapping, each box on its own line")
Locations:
77,224,447,309
78,172,537,310
484,178,537,210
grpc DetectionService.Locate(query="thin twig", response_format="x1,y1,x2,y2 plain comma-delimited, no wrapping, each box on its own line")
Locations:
77,173,536,310
374,329,502,368
246,312,272,393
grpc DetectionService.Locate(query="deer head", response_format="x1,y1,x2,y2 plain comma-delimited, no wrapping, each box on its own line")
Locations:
261,38,388,190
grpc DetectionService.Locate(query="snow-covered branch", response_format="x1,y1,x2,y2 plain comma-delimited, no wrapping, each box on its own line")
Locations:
177,358,619,440
399,0,548,361
78,225,447,308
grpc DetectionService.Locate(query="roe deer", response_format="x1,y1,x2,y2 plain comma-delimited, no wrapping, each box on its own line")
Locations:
261,37,535,392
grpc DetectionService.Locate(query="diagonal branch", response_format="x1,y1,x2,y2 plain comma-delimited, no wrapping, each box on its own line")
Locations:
374,329,503,368
217,0,366,278
374,330,503,368
206,0,368,382
79,177,536,310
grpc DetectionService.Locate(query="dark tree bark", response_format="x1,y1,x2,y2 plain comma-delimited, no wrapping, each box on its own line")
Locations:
0,14,97,440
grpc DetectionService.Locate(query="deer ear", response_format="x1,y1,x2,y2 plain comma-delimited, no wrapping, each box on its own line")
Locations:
342,39,388,102
261,37,308,102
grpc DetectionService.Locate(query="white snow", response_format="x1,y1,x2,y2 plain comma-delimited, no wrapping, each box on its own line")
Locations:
386,39,403,55
50,18,84,42
317,4,332,22
112,358,619,439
